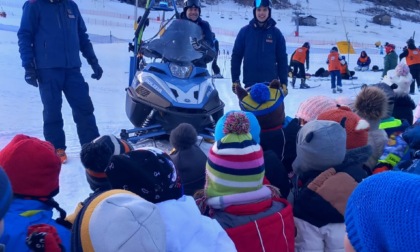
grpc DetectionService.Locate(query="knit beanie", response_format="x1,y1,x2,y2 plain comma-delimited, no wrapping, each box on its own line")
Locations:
169,123,197,150
318,106,370,150
80,135,133,191
73,189,166,252
0,167,12,220
214,110,261,143
345,171,420,252
205,112,265,197
295,95,338,123
238,80,285,130
106,147,183,203
0,134,61,199
292,120,347,174
354,86,389,121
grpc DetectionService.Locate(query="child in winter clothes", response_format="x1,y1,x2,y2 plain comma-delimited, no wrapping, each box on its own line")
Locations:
236,80,296,173
383,62,416,125
393,120,420,174
66,134,133,224
293,106,371,251
105,147,237,252
327,47,342,93
71,189,166,252
382,43,398,77
169,123,207,196
354,86,389,173
354,50,371,71
196,111,295,252
0,134,71,252
344,171,420,252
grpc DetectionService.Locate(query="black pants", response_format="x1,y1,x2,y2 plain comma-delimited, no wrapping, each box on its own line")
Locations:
291,60,305,78
409,64,420,93
212,56,221,75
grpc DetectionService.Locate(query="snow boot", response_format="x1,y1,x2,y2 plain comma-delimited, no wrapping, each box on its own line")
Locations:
337,86,343,93
332,88,337,94
300,78,310,89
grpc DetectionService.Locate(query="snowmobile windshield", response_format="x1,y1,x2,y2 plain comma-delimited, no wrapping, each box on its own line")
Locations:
144,19,203,63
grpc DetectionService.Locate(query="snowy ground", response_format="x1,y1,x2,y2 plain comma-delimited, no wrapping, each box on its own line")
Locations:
0,0,419,214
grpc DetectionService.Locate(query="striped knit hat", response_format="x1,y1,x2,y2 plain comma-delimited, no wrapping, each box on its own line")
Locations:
205,112,265,197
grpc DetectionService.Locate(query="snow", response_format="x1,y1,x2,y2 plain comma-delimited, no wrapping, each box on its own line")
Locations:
0,0,419,215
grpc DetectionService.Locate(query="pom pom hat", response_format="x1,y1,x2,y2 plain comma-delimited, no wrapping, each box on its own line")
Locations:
0,134,61,199
206,112,265,197
318,106,370,150
214,110,261,143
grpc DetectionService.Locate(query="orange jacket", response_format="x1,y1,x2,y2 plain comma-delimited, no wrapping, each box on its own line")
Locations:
292,47,308,64
327,52,341,71
406,48,420,66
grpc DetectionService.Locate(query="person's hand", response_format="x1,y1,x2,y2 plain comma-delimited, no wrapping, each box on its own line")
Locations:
232,81,240,94
91,63,103,80
281,83,288,96
191,37,202,50
26,224,63,252
24,67,38,87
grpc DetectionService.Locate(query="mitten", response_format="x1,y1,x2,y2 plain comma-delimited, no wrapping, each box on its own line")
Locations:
24,67,38,87
190,37,203,51
378,134,408,167
26,224,63,252
281,83,288,96
232,81,240,94
91,63,103,80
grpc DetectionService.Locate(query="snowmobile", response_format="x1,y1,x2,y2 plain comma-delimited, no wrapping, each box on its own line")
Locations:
121,3,224,143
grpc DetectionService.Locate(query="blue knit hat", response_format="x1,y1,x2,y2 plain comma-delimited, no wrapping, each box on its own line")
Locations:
0,166,12,220
345,171,420,251
214,110,261,143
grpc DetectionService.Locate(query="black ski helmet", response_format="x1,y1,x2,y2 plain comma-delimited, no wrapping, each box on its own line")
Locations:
407,38,415,46
184,0,201,14
253,0,271,21
253,0,271,8
303,42,310,49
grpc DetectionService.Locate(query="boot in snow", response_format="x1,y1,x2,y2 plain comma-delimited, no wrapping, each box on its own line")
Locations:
300,78,310,89
291,77,296,88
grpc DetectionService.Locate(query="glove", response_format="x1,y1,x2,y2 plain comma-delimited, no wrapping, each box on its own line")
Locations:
91,63,103,80
281,83,288,96
26,224,63,252
191,38,205,52
378,134,408,167
232,81,240,94
24,67,38,87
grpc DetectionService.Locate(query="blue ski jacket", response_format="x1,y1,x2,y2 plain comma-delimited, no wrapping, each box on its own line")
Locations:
17,0,98,69
231,18,288,88
0,199,71,252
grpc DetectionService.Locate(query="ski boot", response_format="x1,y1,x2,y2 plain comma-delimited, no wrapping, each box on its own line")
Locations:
300,78,310,89
332,88,337,94
337,86,343,93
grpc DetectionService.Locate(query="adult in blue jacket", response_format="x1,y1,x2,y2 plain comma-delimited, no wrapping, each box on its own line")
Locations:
231,0,288,94
17,0,102,163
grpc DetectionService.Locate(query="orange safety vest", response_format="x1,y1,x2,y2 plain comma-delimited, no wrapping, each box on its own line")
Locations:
358,56,368,63
340,63,348,74
328,52,341,71
292,47,308,64
406,48,420,66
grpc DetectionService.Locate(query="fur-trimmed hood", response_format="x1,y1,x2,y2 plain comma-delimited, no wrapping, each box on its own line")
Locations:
354,86,388,121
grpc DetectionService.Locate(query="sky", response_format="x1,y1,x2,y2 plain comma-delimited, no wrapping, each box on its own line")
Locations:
0,0,419,214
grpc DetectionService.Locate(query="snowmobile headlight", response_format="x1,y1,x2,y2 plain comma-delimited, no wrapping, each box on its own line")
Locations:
169,63,192,79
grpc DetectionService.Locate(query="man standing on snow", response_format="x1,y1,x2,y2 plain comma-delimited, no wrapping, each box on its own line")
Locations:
180,0,216,68
290,42,310,89
17,0,102,164
231,0,288,95
399,38,420,94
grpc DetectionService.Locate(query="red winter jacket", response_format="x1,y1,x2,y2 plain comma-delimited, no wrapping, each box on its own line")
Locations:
223,198,295,252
